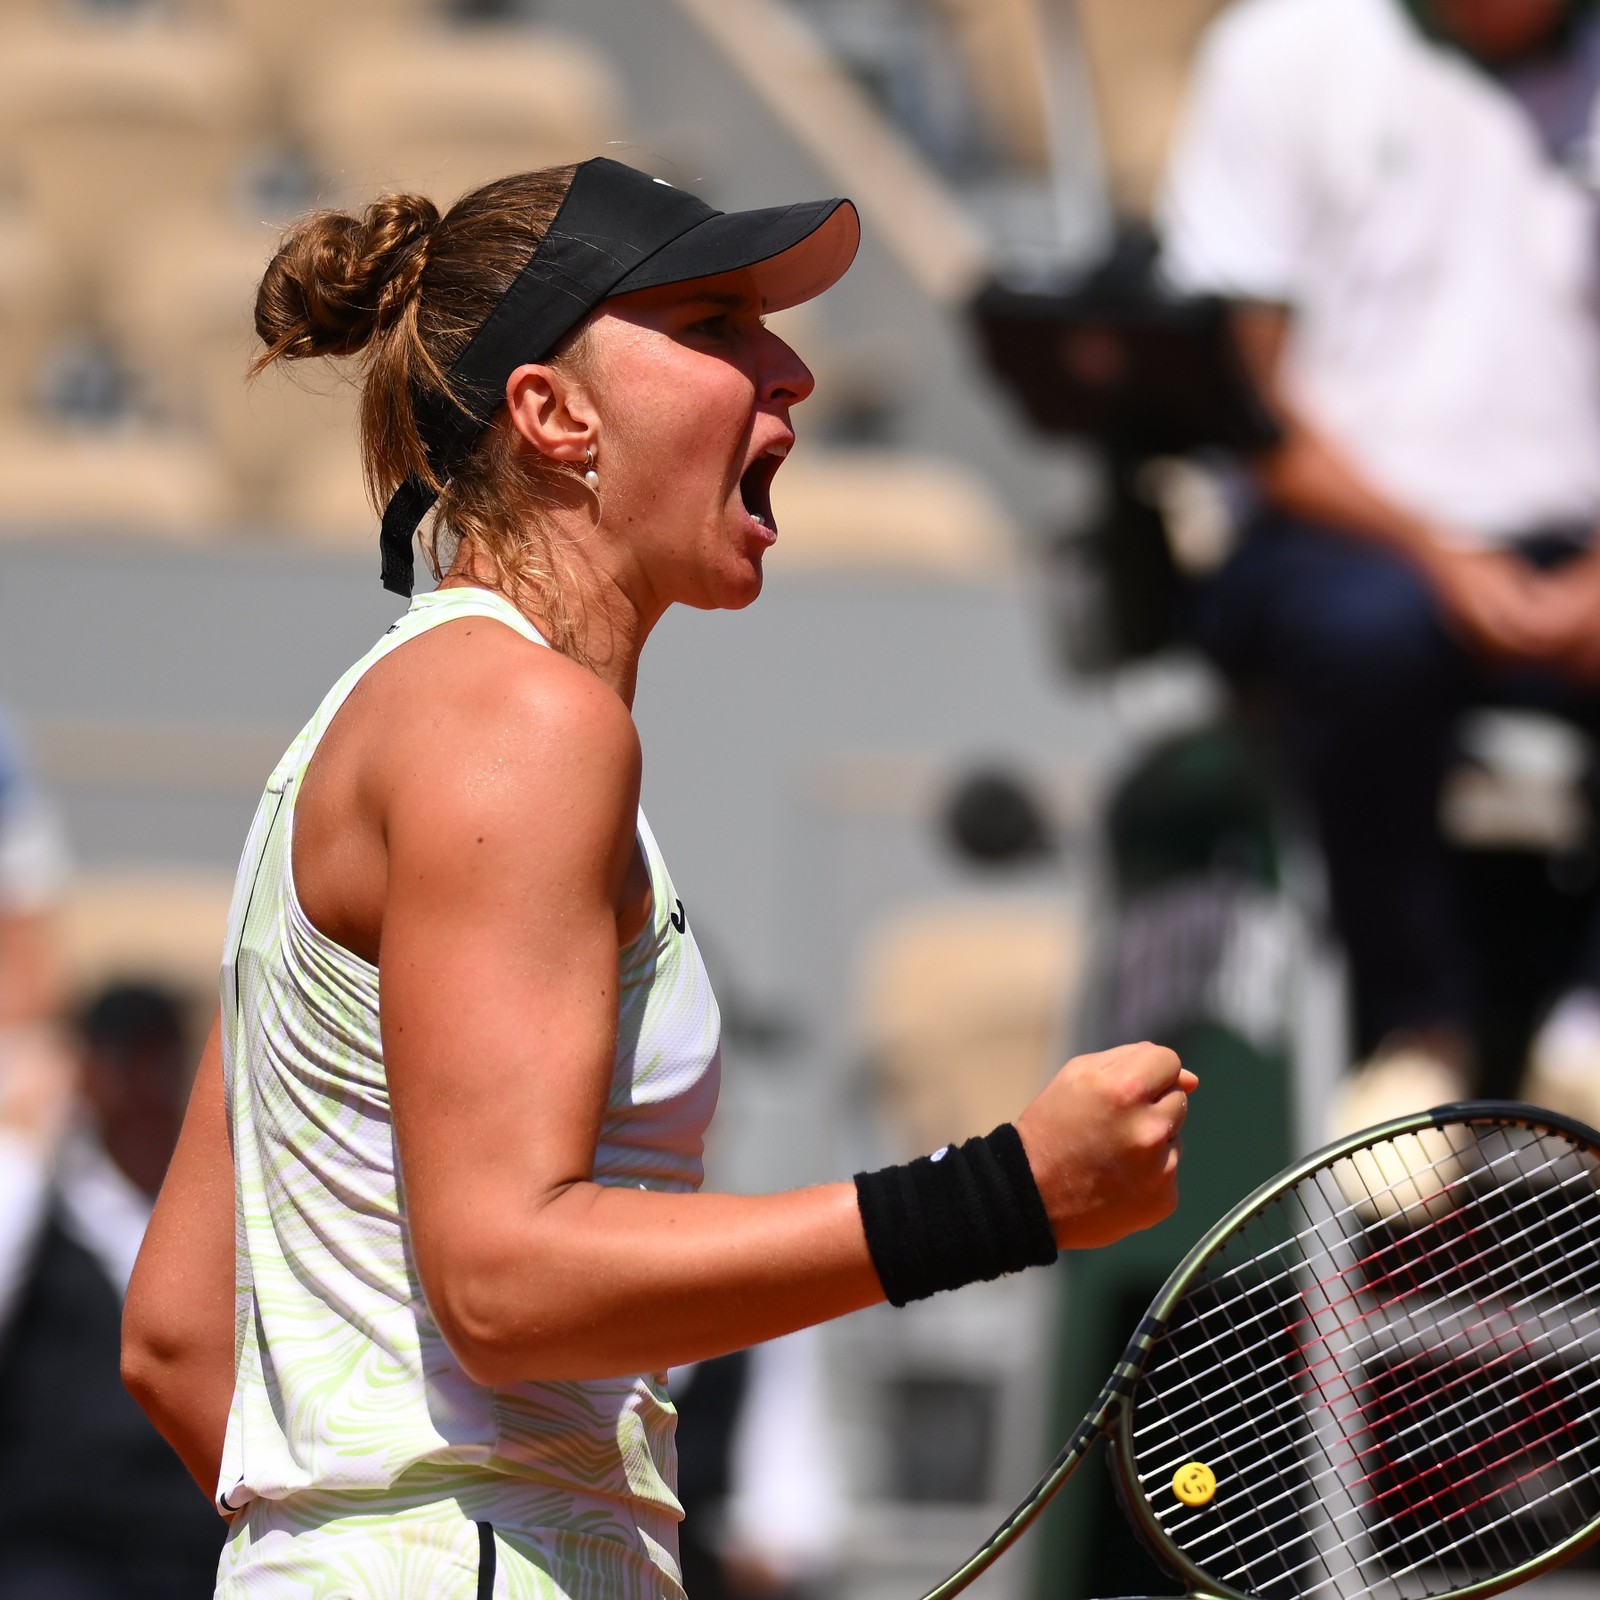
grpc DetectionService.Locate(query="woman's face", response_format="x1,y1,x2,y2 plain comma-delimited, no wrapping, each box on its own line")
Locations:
579,271,815,617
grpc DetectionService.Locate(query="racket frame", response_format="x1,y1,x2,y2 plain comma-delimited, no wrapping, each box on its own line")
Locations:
921,1100,1600,1600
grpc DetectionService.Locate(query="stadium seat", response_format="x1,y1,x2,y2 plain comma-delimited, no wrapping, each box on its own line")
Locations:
0,211,66,424
859,902,1079,1159
938,0,1053,173
0,420,233,536
0,0,66,33
0,17,263,290
272,431,376,546
767,451,1017,575
1072,0,1228,218
212,0,435,78
59,866,235,1010
109,218,364,527
294,26,626,205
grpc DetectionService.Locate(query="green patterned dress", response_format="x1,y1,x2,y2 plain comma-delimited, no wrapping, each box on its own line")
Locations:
213,588,722,1599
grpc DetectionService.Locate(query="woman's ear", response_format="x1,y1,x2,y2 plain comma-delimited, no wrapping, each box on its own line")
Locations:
504,362,597,463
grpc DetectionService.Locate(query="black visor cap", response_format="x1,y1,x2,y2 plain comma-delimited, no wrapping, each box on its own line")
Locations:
607,196,860,312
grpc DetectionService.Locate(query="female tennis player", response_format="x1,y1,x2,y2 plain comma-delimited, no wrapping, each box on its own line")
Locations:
120,158,1196,1598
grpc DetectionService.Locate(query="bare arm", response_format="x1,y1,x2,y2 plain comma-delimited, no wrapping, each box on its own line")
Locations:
379,642,1195,1387
1233,304,1549,660
122,1011,235,1503
1235,305,1443,563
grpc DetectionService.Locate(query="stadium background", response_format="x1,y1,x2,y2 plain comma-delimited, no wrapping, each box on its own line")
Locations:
0,3,1232,1596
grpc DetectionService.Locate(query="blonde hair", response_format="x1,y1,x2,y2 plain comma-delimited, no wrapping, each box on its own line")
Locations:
252,166,594,654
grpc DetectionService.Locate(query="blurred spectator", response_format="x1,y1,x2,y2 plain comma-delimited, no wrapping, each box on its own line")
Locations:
0,703,76,1315
671,1329,843,1599
0,709,68,1033
0,982,224,1600
1159,0,1600,1128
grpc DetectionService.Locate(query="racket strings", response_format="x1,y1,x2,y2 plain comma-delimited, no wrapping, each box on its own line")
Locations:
1141,1279,1600,1537
1144,1189,1595,1453
1125,1121,1600,1600
1142,1140,1590,1437
1257,1141,1596,1588
1354,1144,1600,1587
1140,1171,1600,1475
1270,1146,1600,1592
1134,1157,1600,1503
1338,1289,1584,1507
1202,1185,1600,1593
1167,1137,1585,1357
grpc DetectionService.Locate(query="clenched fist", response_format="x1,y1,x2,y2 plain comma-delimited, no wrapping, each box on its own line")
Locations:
1016,1042,1197,1250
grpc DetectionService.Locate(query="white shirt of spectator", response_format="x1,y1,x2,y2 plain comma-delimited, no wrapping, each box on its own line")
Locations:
724,1328,843,1581
0,1125,152,1340
666,1328,843,1583
1159,0,1600,544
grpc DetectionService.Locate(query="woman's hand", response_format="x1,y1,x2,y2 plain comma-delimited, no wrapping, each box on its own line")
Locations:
1527,549,1600,681
1418,541,1552,662
1015,1043,1198,1250
0,1021,74,1151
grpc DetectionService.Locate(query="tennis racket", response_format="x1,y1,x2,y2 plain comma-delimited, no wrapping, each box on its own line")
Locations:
923,1101,1600,1600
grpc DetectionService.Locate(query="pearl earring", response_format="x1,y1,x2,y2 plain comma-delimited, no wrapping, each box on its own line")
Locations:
583,449,599,490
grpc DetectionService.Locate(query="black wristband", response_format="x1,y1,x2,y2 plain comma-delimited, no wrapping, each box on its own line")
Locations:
853,1123,1058,1307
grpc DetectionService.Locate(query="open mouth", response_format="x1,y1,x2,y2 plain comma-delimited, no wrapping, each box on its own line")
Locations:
738,442,789,535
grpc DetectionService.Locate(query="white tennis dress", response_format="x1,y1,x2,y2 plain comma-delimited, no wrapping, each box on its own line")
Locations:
214,586,722,1599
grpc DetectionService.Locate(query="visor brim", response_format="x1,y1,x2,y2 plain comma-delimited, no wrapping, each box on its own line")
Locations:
608,197,860,313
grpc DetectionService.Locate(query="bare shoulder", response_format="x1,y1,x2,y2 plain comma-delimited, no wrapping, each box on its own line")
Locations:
296,608,642,961
379,615,638,822
386,613,631,732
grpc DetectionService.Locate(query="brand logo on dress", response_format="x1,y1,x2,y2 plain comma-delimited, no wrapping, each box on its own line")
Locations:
669,898,686,933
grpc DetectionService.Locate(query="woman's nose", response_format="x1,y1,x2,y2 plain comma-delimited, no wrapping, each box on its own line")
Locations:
761,334,815,407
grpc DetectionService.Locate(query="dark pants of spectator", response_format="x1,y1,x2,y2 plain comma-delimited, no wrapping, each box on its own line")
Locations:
1190,512,1600,1058
0,1554,212,1600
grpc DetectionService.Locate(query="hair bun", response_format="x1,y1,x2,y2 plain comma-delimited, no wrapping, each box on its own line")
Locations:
254,192,441,365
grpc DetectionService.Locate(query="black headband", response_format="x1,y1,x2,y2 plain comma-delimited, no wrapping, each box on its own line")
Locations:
377,157,858,596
